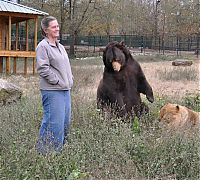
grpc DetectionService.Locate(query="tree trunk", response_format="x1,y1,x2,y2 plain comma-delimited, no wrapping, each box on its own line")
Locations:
69,33,75,58
59,0,65,43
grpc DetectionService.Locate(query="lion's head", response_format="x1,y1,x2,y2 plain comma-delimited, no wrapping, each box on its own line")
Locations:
159,103,194,128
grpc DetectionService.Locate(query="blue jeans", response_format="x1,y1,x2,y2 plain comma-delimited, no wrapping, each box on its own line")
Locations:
37,90,71,154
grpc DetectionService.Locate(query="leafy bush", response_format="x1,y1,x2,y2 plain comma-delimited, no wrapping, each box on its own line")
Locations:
183,94,200,112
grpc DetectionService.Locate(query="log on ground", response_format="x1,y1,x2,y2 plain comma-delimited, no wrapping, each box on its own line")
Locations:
172,59,193,66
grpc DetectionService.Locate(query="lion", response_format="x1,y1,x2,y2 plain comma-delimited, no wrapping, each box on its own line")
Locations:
159,103,200,129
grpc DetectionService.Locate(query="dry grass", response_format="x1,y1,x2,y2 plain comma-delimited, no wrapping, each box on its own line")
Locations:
141,60,200,101
2,55,199,100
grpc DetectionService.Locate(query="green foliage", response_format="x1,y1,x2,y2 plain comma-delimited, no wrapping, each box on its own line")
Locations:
67,169,89,180
132,116,141,134
183,94,200,112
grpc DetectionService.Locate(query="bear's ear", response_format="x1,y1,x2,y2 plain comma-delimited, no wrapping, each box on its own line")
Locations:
176,105,180,111
120,45,131,60
119,40,125,47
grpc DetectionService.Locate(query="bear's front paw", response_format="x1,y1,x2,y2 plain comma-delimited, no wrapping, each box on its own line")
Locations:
146,95,154,103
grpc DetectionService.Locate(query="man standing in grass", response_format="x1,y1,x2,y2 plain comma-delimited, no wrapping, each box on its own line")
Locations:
36,16,73,154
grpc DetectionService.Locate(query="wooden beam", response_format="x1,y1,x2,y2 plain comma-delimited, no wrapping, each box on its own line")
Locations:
24,57,27,75
13,22,19,74
34,17,38,50
34,17,38,75
0,50,36,57
0,57,3,73
25,20,29,51
6,26,9,50
0,12,38,19
33,57,36,75
24,20,29,75
0,18,4,72
5,17,11,74
13,57,17,74
6,57,10,74
16,22,19,50
0,18,2,50
8,16,11,50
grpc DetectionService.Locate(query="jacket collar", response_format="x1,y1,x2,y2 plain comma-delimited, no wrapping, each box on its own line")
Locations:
44,37,60,47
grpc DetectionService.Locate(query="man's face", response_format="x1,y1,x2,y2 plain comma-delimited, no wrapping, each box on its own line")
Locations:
46,20,60,38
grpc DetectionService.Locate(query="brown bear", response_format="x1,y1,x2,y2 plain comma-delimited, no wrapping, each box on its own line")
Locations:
97,41,154,118
160,103,200,129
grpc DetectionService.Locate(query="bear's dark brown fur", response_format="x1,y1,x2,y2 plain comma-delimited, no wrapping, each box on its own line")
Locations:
97,41,154,118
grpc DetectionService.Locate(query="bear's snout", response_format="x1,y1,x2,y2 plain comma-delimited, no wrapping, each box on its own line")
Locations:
112,61,121,72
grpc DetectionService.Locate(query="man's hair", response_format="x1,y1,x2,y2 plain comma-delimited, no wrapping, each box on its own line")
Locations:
41,16,57,37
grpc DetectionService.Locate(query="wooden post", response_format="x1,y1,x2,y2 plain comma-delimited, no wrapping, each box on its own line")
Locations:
0,18,2,73
33,17,38,75
25,20,29,51
24,20,29,75
6,16,11,74
0,18,4,73
6,25,9,50
8,17,11,50
6,57,10,74
13,57,17,74
13,22,19,74
16,22,19,50
0,57,3,73
34,18,38,49
24,57,27,75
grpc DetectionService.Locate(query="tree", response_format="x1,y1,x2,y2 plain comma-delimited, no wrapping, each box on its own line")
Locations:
20,0,200,55
66,0,97,56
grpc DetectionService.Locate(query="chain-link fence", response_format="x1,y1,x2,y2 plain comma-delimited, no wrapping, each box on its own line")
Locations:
60,34,199,57
10,30,200,57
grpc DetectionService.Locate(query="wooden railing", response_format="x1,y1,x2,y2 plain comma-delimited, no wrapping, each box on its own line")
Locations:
0,50,36,75
0,50,36,57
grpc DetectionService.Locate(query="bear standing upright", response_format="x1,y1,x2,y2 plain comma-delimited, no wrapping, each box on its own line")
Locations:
97,41,154,118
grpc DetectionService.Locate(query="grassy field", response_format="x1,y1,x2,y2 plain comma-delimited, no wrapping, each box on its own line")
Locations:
0,54,200,179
